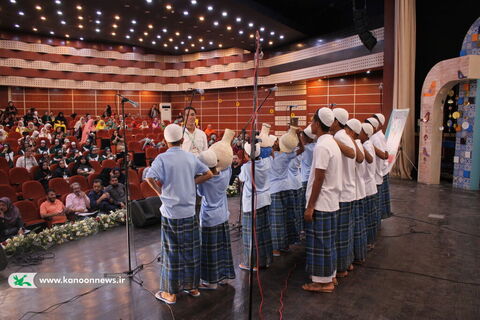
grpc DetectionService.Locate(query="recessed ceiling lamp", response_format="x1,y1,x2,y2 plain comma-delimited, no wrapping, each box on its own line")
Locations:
207,5,213,11
96,10,102,15
18,11,24,15
165,4,172,10
76,5,82,10
236,17,241,22
35,5,42,10
222,11,227,17
14,24,20,28
115,15,120,20
213,21,219,26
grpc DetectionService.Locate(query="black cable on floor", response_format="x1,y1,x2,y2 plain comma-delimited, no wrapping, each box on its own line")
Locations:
391,214,480,238
362,265,480,286
380,227,432,238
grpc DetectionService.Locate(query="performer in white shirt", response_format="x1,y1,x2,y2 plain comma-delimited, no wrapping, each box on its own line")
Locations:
373,113,392,219
182,106,208,156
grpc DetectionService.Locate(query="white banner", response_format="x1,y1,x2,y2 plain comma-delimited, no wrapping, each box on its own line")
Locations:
385,109,410,173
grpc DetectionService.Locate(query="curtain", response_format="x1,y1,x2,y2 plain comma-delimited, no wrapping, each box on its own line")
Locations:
390,0,416,179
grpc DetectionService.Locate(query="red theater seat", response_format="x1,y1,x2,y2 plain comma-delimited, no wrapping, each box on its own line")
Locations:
0,185,18,202
22,180,46,202
140,181,158,198
48,178,71,195
9,167,31,191
14,200,46,228
69,175,89,191
129,183,143,201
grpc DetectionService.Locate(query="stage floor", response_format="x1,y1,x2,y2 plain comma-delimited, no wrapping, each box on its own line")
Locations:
1,180,480,320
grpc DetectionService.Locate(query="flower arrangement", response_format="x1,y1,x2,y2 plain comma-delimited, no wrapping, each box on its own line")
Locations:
1,209,126,256
226,178,240,197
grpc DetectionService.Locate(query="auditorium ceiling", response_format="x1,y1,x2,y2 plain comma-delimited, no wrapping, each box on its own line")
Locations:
0,0,384,54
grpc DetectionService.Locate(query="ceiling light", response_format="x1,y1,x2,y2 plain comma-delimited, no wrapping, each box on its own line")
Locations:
14,24,20,28
209,41,213,45
156,35,161,39
180,41,185,44
238,30,243,35
79,37,84,40
162,28,167,33
130,28,134,32
113,24,118,28
174,46,178,50
57,10,63,15
50,31,55,35
78,16,83,20
279,35,284,39
183,11,189,16
249,34,254,38
218,43,223,48
175,31,180,36
268,40,273,45
207,5,213,11
78,24,83,28
96,11,102,15
151,40,156,44
270,31,275,35
139,38,143,42
248,22,253,27
366,70,371,74
198,38,203,42
148,24,153,29
168,38,173,42
260,38,264,42
163,43,168,47
125,35,130,39
55,0,61,4
144,32,148,36
165,4,172,10
32,27,38,31
201,46,204,50
191,0,197,4
260,27,265,32
65,34,70,38
213,21,219,26
226,26,232,31
61,20,66,25
115,15,120,20
95,20,101,24
187,35,192,39
76,5,82,10
236,17,241,22
10,0,16,3
40,16,46,20
185,48,189,52
35,5,42,10
222,11,227,17
18,11,24,16
191,43,195,47
199,16,204,21
95,28,100,32
146,0,153,3
131,20,137,24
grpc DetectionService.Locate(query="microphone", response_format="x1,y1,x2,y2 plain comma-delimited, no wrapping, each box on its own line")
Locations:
329,103,337,107
265,85,278,92
186,88,205,95
116,94,139,107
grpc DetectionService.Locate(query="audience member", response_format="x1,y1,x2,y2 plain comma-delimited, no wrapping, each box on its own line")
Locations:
39,190,67,225
15,147,38,170
65,182,91,220
72,156,95,176
88,179,119,213
34,161,52,190
104,176,126,209
230,154,242,185
52,160,70,178
0,197,24,242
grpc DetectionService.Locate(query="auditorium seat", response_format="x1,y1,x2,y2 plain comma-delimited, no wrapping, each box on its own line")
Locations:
0,158,9,172
140,181,158,198
128,141,143,153
14,200,46,228
29,165,40,178
48,178,71,195
101,159,116,169
129,183,143,201
67,162,76,173
0,185,18,202
0,169,9,185
69,175,89,191
128,169,140,186
145,147,159,162
89,160,102,173
9,167,31,191
87,173,100,188
22,180,46,202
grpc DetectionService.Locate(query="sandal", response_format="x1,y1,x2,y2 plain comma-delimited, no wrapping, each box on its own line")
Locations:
183,289,201,297
336,271,349,278
199,282,218,290
239,264,257,272
347,264,354,271
155,291,176,305
302,282,334,293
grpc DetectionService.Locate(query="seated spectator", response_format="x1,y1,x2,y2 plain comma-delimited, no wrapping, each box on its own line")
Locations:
96,120,106,131
111,130,124,147
15,120,27,134
110,167,126,184
53,112,67,132
72,156,95,176
52,160,70,179
67,141,79,154
52,126,65,142
34,161,52,190
115,144,126,160
88,147,100,162
51,150,65,164
67,149,82,164
98,167,112,187
73,117,85,139
88,179,119,213
0,125,7,142
230,154,242,185
50,138,62,155
204,124,216,136
41,111,52,125
39,190,67,225
82,139,94,153
16,147,38,171
104,176,126,209
65,182,90,220
0,143,14,167
105,117,117,130
139,120,149,129
151,117,160,129
101,147,115,161
36,139,50,155
0,197,25,242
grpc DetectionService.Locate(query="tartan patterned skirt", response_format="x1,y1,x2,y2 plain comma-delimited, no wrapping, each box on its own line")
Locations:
270,191,293,250
159,216,201,294
335,202,355,272
305,210,338,278
380,174,392,219
286,189,301,244
242,206,273,268
353,199,368,261
200,221,236,284
365,194,379,244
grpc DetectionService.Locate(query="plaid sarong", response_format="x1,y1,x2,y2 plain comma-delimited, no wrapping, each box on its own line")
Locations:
270,191,291,250
159,216,200,294
336,202,354,272
242,206,273,268
380,174,392,219
305,210,338,278
365,194,379,244
286,189,300,245
353,199,368,262
201,221,236,284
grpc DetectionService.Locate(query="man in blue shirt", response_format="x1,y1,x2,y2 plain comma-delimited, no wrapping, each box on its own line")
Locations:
146,124,213,305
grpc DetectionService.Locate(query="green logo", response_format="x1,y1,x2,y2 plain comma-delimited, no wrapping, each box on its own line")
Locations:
13,275,32,287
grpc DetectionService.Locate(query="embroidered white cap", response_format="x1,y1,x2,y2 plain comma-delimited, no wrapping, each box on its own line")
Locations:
346,119,362,135
361,123,374,138
366,117,379,129
198,149,218,168
375,113,385,125
164,124,183,142
244,142,260,158
303,124,316,140
317,107,335,127
333,108,349,125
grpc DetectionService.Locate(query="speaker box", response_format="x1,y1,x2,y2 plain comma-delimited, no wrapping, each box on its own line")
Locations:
130,197,162,228
133,153,146,167
0,246,7,271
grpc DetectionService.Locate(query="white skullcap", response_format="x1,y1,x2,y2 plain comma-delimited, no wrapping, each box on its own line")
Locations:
164,124,183,142
317,108,335,127
361,123,374,138
198,150,218,168
244,142,260,158
366,117,379,129
303,125,316,140
375,113,385,125
346,119,362,135
333,108,349,125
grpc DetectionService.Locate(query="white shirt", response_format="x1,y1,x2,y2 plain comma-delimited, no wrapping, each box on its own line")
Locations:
370,131,386,185
239,157,272,213
300,143,315,183
334,129,356,203
287,155,302,190
306,134,343,212
181,128,208,156
354,139,366,200
362,140,378,196
377,130,389,176
15,156,38,171
269,151,296,194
